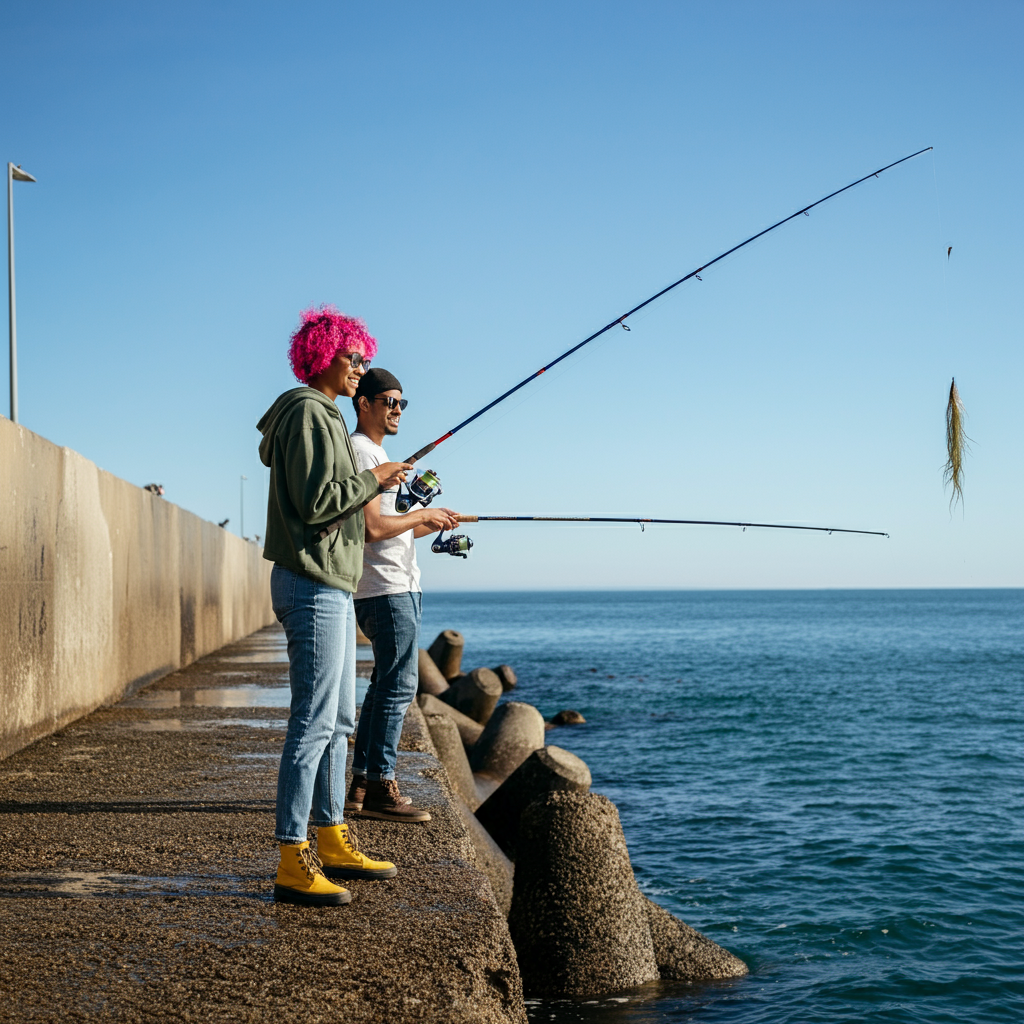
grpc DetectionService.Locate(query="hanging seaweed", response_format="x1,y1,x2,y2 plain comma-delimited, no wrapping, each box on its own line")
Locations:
944,378,970,510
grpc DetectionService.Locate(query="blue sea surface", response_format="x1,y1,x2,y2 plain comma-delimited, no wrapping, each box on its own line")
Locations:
420,590,1024,1024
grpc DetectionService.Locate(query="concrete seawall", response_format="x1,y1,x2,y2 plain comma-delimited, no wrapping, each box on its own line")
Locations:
0,415,274,760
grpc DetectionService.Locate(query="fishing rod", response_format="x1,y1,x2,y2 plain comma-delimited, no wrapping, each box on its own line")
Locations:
315,147,931,537
383,146,932,516
429,516,889,558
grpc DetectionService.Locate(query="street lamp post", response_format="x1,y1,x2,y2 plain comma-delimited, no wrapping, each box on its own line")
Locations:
7,163,36,424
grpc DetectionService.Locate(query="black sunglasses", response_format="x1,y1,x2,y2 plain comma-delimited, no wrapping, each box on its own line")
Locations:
374,395,408,411
344,351,372,370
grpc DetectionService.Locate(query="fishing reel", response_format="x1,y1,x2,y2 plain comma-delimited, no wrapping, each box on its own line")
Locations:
431,529,473,559
395,468,442,513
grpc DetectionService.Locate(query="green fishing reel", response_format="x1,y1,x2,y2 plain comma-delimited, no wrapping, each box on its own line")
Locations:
395,468,442,513
431,529,473,559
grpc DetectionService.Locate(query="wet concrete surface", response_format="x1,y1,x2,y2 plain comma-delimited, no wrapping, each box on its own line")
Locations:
0,624,525,1023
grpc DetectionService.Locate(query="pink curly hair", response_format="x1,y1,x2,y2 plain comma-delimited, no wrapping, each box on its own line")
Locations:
288,304,378,384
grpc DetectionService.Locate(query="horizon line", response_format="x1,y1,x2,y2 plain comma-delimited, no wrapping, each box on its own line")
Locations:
419,585,1023,594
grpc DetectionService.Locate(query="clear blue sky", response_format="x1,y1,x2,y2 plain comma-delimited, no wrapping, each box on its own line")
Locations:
4,2,1021,589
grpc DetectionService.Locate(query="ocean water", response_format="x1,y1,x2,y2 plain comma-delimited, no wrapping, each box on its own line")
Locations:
420,590,1024,1024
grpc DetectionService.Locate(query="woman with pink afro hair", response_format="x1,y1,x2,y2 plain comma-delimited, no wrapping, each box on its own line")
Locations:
288,304,379,385
257,302,413,907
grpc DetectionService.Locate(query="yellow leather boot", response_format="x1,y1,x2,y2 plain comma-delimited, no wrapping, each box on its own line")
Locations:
274,841,352,906
317,823,398,880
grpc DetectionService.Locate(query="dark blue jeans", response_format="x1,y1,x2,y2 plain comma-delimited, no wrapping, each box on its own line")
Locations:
271,565,357,843
352,591,421,781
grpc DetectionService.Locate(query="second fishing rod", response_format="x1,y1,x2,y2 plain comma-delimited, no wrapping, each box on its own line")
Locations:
426,516,890,558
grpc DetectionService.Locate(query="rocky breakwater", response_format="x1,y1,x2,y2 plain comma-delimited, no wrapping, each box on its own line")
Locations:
416,630,749,1000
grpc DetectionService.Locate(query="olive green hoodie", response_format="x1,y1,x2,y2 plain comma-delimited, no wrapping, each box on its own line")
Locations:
257,387,381,592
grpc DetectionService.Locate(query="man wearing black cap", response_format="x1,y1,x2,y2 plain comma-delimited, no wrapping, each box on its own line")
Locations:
347,369,460,822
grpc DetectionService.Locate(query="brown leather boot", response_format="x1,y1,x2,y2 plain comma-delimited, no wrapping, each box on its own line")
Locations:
345,774,367,813
359,779,432,822
346,774,412,813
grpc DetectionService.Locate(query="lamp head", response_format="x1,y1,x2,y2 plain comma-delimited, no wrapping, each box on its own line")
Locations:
9,164,36,183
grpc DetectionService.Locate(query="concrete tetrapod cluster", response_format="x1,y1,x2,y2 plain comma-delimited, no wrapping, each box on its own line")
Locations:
416,630,749,999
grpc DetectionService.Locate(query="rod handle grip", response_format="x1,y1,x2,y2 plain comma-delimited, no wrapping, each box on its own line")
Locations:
457,515,479,523
405,442,436,464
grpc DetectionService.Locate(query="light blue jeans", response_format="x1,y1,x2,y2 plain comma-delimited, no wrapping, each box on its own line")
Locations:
352,591,421,781
271,565,356,844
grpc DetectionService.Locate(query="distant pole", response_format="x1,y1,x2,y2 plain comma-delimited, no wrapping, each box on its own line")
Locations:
7,162,36,424
240,475,247,539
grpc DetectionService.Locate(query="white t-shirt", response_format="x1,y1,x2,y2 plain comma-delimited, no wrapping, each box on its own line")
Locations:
351,432,422,599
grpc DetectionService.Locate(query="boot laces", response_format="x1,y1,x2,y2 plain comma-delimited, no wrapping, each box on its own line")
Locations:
298,845,326,881
340,825,359,853
373,778,412,806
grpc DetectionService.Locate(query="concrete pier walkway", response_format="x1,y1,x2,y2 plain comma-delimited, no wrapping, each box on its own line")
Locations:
0,626,526,1023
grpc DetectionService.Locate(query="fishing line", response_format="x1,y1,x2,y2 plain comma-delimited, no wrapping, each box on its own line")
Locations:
930,151,970,511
